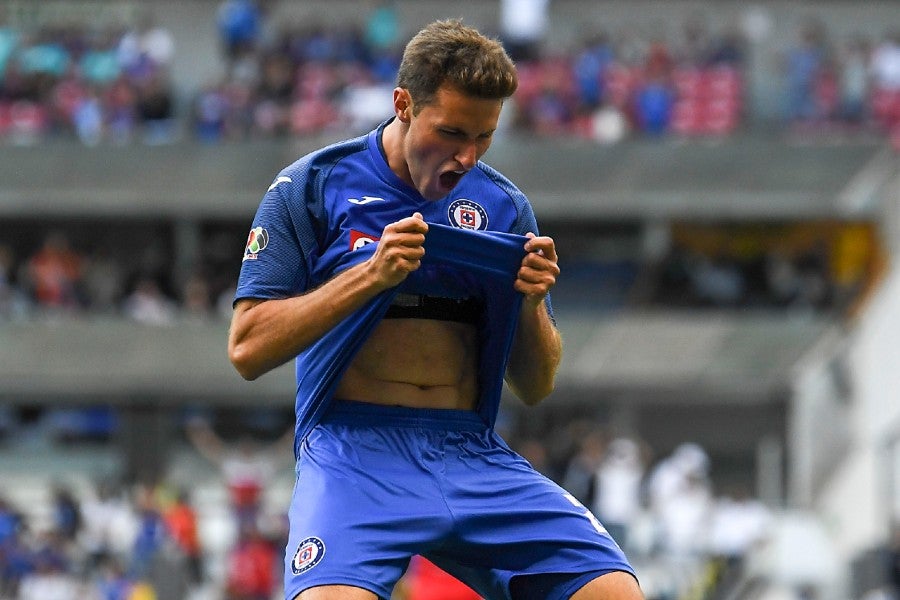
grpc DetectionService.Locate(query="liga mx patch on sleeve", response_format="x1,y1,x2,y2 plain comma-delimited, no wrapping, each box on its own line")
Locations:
243,226,269,261
291,536,325,574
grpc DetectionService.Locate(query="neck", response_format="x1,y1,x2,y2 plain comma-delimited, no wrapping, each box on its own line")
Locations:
382,118,413,187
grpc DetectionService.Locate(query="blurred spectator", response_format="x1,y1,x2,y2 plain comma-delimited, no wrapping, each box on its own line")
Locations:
180,273,213,320
24,231,84,312
79,481,139,568
633,75,675,135
217,0,263,64
122,276,177,326
0,21,19,81
224,521,277,600
561,426,607,506
135,73,176,144
0,244,30,320
117,14,175,83
706,483,773,565
81,248,127,314
588,100,629,143
837,35,871,124
93,556,137,600
185,415,292,529
688,253,746,307
51,487,82,544
571,32,615,110
79,30,122,87
364,0,401,55
128,485,167,580
162,489,204,585
675,14,712,67
72,87,104,146
16,544,81,600
707,24,747,67
782,20,830,122
192,81,231,142
646,443,713,556
870,30,900,92
592,437,646,550
499,0,550,62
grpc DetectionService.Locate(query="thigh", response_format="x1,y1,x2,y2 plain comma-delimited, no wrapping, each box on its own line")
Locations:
284,424,450,600
570,571,644,600
435,433,637,597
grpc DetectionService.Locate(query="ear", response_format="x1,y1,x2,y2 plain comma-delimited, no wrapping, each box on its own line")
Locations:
393,88,412,123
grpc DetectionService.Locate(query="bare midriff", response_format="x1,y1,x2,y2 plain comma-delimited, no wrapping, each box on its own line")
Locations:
333,318,479,410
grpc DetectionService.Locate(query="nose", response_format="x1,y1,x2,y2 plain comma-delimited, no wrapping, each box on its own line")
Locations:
455,142,478,169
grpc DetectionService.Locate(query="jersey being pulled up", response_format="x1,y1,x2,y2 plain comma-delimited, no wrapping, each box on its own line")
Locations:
234,120,553,455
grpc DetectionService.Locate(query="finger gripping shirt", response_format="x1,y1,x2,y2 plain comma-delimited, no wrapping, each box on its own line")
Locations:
234,121,553,456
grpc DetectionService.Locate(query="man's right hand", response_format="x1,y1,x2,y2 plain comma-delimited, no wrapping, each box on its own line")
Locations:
369,212,428,290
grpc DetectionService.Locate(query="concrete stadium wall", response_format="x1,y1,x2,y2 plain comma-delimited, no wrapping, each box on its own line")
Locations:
814,172,900,567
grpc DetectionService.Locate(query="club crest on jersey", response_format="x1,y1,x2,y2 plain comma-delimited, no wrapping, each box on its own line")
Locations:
350,230,379,251
243,227,269,261
448,199,488,230
291,536,325,575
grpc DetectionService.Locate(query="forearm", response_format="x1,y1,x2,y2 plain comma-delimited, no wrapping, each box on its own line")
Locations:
505,300,562,406
228,260,386,380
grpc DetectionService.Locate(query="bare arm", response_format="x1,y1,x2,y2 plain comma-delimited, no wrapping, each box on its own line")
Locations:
228,213,428,380
185,417,226,465
505,233,563,405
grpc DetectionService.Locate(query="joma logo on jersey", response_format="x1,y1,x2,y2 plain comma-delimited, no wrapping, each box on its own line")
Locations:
291,537,325,574
448,199,488,230
350,230,379,251
347,195,385,205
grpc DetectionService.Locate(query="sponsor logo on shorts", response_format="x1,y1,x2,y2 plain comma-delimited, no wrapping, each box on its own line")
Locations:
291,536,325,574
243,227,269,261
448,199,488,230
350,230,379,251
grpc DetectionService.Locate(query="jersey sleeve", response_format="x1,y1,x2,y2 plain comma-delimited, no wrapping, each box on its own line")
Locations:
233,176,311,304
509,194,540,237
505,191,556,323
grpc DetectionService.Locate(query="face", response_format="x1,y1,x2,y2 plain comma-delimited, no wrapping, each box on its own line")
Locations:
396,85,503,200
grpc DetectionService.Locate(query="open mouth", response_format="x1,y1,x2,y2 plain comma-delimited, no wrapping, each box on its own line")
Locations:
439,169,466,191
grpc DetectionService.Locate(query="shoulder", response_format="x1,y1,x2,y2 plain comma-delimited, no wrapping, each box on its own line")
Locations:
279,133,370,185
473,161,537,233
474,161,530,209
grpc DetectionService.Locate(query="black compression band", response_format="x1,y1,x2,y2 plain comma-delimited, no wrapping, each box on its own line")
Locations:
384,293,483,324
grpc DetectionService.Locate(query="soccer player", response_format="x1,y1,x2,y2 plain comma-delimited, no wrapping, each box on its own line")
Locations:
228,18,643,600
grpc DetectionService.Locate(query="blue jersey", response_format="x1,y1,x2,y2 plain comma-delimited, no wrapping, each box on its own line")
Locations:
235,120,552,454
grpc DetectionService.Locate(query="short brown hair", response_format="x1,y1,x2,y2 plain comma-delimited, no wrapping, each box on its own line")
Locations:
397,19,518,113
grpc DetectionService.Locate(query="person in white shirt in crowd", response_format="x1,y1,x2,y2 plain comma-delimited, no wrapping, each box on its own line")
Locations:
646,442,714,557
591,436,647,552
706,482,774,565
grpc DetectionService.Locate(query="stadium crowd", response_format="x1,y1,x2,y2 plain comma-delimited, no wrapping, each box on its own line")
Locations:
1,3,900,145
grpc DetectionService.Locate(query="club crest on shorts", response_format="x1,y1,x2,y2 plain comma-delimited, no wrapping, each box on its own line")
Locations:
448,199,488,230
291,536,325,574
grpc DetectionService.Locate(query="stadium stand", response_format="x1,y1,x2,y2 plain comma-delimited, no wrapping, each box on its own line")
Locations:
1,1,900,599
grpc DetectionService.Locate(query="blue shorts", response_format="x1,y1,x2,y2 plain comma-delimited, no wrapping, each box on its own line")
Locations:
283,401,635,600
